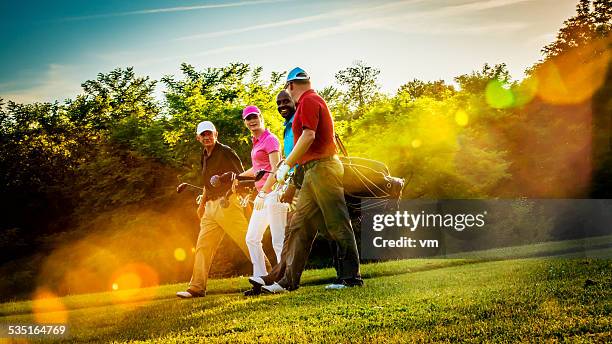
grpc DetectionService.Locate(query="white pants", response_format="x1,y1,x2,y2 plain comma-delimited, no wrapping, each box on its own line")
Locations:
246,190,288,277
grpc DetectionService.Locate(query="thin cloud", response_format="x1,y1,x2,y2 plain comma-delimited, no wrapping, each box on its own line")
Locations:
60,0,290,22
175,12,339,41
175,0,430,41
135,0,535,66
447,0,533,12
174,0,533,43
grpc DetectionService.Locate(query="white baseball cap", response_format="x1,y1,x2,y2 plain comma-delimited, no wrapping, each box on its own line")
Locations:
196,121,216,135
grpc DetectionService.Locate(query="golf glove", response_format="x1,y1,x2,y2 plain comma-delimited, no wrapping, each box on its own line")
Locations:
254,192,265,211
276,163,290,183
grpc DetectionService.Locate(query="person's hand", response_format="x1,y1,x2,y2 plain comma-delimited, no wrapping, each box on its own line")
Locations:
254,192,265,211
280,184,296,204
275,163,290,183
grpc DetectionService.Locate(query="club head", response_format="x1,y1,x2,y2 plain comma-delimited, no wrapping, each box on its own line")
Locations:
210,175,220,187
177,183,188,193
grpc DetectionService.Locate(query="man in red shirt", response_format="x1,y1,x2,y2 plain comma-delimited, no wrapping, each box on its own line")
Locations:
261,67,363,293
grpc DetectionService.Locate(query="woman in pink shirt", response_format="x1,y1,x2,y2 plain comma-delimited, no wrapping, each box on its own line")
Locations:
239,105,288,278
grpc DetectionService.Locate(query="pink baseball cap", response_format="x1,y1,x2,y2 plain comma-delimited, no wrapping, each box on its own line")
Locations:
242,105,261,119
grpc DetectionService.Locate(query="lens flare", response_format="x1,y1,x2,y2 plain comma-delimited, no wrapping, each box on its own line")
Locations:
512,77,538,107
114,273,142,290
535,38,611,105
32,288,68,324
174,248,187,261
455,110,469,126
110,262,159,306
485,80,514,109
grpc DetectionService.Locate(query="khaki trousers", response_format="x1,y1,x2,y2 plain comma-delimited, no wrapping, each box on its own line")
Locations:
189,194,250,292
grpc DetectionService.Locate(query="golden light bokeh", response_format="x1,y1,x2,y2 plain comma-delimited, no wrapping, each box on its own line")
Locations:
411,139,422,148
113,272,142,290
174,248,187,261
455,110,469,127
109,262,159,306
34,205,197,301
535,38,611,105
32,288,68,324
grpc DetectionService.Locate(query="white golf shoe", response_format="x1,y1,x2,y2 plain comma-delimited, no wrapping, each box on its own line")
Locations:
325,283,347,290
261,282,287,294
248,276,266,288
176,289,205,298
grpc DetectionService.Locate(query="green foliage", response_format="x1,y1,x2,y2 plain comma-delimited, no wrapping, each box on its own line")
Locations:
335,60,381,121
161,63,286,176
397,79,456,101
344,71,511,198
541,0,611,60
454,63,512,94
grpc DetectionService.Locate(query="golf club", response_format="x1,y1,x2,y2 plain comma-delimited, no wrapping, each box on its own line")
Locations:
176,182,203,193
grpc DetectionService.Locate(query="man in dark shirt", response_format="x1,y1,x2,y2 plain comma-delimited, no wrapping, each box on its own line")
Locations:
261,68,363,293
177,120,251,298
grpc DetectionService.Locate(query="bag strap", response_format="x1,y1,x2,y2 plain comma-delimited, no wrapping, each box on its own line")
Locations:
335,133,349,157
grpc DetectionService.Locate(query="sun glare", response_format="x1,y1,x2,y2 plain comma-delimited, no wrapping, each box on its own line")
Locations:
174,248,187,261
32,288,68,324
455,110,469,126
535,38,610,105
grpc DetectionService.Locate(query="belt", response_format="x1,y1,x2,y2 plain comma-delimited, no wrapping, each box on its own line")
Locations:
302,155,338,172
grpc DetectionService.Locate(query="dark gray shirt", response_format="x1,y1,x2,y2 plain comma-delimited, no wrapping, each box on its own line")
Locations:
201,142,244,199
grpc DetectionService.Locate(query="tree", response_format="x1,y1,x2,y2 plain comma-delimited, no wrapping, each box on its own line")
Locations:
335,60,381,121
454,63,511,94
397,79,456,101
162,63,285,182
541,0,611,60
532,0,611,197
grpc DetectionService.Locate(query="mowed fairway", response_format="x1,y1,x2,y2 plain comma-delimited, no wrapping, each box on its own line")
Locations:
1,238,611,343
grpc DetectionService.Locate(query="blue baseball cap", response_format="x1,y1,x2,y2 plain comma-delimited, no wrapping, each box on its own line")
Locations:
286,67,309,82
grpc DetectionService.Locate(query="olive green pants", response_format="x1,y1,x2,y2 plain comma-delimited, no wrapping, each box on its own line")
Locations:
277,158,362,290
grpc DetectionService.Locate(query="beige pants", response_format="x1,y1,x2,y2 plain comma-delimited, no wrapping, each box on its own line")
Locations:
189,194,250,292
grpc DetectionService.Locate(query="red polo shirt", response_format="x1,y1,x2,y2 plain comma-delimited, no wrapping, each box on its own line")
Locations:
292,89,337,165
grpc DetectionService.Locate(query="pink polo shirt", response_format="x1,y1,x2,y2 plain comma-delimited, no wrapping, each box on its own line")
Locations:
251,129,280,190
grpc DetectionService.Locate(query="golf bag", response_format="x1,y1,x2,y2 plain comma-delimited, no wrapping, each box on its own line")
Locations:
340,156,405,200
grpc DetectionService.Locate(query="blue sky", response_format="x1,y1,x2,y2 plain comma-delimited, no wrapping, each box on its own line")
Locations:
0,0,578,103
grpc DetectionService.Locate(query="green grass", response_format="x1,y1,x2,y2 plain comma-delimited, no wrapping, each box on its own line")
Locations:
1,237,611,343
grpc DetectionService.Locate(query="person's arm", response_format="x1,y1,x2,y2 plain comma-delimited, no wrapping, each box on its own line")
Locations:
285,129,315,168
239,167,255,178
260,151,281,193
